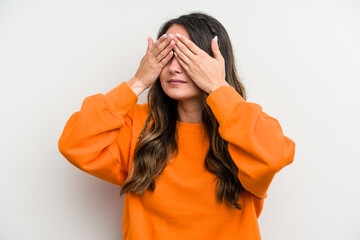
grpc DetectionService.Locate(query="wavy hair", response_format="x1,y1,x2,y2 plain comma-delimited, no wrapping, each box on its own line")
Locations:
120,11,247,209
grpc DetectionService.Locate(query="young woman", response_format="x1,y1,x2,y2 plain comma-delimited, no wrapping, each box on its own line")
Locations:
58,12,296,240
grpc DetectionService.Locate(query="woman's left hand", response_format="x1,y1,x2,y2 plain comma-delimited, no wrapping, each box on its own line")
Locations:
173,33,230,94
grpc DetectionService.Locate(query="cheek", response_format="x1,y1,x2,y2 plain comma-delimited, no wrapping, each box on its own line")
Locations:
159,71,164,82
159,66,169,81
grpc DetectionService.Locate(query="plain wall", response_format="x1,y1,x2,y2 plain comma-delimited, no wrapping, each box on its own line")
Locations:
1,0,359,239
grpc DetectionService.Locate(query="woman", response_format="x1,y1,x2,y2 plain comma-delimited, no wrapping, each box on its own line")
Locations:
58,12,296,240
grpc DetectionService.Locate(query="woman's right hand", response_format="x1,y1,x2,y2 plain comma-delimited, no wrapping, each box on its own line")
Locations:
132,33,175,89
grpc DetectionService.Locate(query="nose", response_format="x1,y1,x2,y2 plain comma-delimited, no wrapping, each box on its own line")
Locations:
168,56,182,74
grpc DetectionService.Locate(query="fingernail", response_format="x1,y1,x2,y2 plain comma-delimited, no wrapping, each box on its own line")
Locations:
169,33,174,39
214,36,218,44
175,33,182,38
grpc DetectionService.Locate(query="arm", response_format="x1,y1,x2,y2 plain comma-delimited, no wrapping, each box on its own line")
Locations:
58,80,139,185
58,31,175,184
206,86,296,198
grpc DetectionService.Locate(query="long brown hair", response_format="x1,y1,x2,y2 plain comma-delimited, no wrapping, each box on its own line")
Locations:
120,11,247,209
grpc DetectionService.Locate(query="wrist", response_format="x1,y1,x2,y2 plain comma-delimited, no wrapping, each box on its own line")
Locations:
209,81,230,94
127,77,147,96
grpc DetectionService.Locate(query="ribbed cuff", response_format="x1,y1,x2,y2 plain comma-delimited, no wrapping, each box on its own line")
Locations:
206,86,246,125
104,81,138,118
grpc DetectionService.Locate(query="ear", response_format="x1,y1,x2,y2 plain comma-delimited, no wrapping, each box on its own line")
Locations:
211,36,222,61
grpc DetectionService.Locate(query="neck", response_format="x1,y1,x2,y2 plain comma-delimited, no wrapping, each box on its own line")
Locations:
177,97,203,123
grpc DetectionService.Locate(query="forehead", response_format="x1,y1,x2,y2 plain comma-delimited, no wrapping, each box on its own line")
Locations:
165,24,189,38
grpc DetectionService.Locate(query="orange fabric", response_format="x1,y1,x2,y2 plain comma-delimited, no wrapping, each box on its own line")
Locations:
58,81,296,239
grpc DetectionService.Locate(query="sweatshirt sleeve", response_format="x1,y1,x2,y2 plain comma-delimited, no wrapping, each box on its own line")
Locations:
58,81,138,185
206,86,296,199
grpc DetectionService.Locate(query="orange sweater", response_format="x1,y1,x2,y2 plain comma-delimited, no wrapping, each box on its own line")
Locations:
58,81,295,240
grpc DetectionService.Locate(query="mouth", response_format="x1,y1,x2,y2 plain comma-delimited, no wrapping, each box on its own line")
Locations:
168,79,187,85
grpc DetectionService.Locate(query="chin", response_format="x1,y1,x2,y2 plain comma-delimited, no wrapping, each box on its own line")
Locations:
163,90,201,101
164,92,189,101
160,81,203,100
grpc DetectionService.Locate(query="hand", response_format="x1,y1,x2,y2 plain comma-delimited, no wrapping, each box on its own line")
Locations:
173,33,230,94
132,34,175,89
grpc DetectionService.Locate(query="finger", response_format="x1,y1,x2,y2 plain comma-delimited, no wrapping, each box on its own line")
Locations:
155,34,175,58
149,33,168,54
173,37,195,64
159,50,174,67
173,50,190,73
211,36,223,61
156,39,175,64
175,33,202,55
173,44,191,66
147,37,154,51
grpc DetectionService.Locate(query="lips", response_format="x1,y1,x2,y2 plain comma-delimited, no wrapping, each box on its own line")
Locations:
168,79,186,83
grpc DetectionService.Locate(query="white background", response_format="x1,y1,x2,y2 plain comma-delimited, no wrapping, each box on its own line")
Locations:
1,0,359,239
